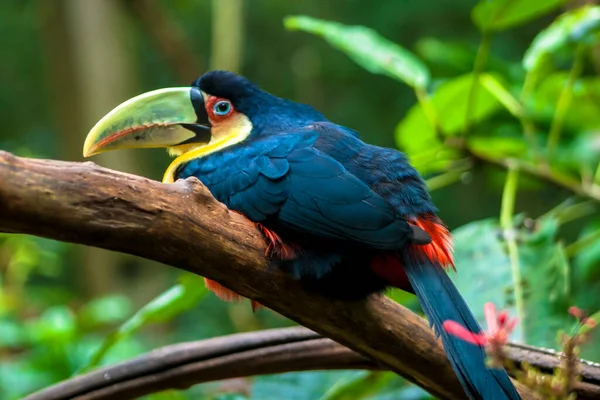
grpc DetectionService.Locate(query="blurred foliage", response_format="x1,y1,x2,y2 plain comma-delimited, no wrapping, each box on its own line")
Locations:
2,0,600,399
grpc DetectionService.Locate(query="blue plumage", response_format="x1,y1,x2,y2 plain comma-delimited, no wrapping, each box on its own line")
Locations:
176,70,521,400
177,128,413,250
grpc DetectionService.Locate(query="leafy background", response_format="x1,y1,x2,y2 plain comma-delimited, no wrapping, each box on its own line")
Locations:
1,0,600,399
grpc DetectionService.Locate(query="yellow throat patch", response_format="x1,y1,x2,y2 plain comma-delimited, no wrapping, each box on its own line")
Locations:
162,113,253,183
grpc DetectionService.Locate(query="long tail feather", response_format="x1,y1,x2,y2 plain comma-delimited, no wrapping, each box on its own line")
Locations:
402,253,521,400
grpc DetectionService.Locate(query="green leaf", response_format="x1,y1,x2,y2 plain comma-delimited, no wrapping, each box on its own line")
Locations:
284,15,430,89
573,220,600,282
0,317,26,347
524,5,600,72
467,135,527,159
319,371,395,400
78,273,208,372
450,216,571,348
28,306,77,344
78,295,133,329
386,289,416,307
395,73,503,172
472,0,566,32
415,37,477,73
478,73,523,117
530,72,600,132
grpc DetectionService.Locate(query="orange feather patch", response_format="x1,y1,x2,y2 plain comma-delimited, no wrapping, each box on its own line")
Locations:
204,278,261,311
255,223,299,260
203,211,297,311
204,278,243,301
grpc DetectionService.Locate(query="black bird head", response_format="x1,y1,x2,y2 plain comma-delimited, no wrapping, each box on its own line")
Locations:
83,70,326,174
193,70,326,132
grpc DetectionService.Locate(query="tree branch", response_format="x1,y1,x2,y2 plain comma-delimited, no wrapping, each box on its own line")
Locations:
457,141,600,203
22,327,600,400
0,151,552,399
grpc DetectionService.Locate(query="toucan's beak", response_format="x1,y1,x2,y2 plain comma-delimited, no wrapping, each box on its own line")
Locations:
83,87,210,157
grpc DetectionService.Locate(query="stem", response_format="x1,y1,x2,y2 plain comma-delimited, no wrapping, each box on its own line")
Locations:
461,143,600,204
520,68,538,104
425,165,470,191
547,45,586,156
518,69,541,159
500,165,519,228
594,161,600,185
540,199,596,225
565,229,600,257
415,87,443,138
464,32,492,136
500,165,526,326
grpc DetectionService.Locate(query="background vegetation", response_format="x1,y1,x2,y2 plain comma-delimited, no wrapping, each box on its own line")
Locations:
1,0,599,399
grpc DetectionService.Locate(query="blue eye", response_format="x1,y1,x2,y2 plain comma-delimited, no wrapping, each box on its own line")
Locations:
213,100,232,116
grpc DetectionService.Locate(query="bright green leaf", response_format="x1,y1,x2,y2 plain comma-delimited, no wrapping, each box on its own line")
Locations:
479,74,523,117
467,135,527,159
395,73,503,173
29,306,77,343
284,15,430,89
524,5,600,72
78,295,133,329
473,0,566,32
386,288,416,307
529,72,600,132
415,37,476,73
320,371,396,400
79,274,208,372
395,104,442,161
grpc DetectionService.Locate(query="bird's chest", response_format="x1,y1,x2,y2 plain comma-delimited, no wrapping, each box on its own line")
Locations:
173,150,256,206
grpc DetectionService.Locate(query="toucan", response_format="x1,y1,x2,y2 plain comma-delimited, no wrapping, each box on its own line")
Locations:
83,70,520,400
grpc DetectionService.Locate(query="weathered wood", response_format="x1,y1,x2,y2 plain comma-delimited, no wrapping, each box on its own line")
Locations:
0,151,543,399
23,327,600,400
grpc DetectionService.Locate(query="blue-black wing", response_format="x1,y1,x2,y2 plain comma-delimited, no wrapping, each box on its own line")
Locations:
177,127,414,249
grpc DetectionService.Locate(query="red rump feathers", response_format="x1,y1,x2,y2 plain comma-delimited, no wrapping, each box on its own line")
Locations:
204,214,453,307
410,215,454,270
371,214,454,289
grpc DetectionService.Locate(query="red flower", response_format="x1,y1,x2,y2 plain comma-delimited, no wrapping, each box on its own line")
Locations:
569,306,597,328
568,306,585,320
442,302,518,347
